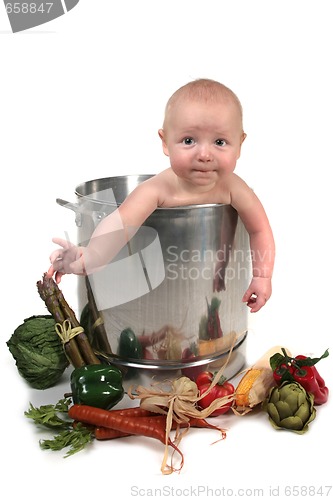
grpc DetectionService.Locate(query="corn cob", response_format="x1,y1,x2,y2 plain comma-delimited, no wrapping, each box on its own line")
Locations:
234,346,292,413
234,368,262,407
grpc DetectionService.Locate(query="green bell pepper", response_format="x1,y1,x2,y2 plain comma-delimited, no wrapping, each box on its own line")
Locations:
70,364,124,410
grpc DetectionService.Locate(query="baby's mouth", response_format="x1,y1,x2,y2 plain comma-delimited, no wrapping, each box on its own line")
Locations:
193,168,216,173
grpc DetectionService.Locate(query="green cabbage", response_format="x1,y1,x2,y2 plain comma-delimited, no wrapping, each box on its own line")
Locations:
7,315,69,389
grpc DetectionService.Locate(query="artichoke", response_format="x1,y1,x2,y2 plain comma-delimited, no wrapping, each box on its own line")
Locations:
7,315,69,389
262,381,316,434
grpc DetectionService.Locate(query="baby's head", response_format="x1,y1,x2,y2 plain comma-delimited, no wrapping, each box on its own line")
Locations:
162,79,245,135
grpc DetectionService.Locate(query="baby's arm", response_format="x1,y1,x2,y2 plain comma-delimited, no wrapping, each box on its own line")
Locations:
48,177,162,282
230,176,275,312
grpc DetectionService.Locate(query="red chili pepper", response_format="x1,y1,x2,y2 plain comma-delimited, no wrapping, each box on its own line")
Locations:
292,355,329,405
270,348,329,405
196,371,234,416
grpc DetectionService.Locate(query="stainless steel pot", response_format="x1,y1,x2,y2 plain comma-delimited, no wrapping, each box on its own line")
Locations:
57,175,251,379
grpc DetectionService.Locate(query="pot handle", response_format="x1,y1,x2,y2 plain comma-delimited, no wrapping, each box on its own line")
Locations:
56,198,83,227
56,198,107,228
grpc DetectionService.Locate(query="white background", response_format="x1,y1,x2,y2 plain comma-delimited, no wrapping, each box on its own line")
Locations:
1,1,332,498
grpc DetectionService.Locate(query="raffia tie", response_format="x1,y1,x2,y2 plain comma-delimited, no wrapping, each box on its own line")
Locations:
92,316,104,331
129,332,239,474
55,319,84,344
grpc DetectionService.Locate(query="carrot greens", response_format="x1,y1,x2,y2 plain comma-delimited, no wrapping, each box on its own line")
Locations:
40,424,93,457
25,397,94,457
25,398,72,429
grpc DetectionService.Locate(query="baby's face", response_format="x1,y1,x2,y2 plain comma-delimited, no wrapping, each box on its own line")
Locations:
160,99,245,189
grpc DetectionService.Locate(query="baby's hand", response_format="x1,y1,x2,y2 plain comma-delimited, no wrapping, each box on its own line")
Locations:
47,238,85,284
242,276,272,313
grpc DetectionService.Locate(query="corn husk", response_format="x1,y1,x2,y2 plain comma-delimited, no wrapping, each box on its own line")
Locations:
233,346,292,415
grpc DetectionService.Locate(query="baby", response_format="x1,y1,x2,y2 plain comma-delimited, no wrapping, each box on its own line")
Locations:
48,79,275,313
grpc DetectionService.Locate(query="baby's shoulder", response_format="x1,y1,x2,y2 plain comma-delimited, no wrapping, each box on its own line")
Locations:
225,173,256,205
148,168,176,191
227,172,250,189
136,168,174,204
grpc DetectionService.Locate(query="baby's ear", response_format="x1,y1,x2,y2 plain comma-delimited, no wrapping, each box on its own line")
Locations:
158,129,169,156
241,132,247,144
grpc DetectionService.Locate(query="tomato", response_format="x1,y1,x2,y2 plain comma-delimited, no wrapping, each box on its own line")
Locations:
196,371,214,386
196,371,234,416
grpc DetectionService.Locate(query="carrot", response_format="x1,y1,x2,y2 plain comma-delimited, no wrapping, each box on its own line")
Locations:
73,408,161,440
103,407,154,418
72,419,131,440
94,419,175,441
69,405,169,441
68,404,183,469
93,408,157,440
69,405,227,473
94,417,225,440
73,404,184,472
94,427,131,440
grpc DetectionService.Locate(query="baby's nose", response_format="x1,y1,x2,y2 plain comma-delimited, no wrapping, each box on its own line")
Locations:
198,145,213,161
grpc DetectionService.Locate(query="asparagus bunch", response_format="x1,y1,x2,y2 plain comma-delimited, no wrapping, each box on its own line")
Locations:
37,273,101,368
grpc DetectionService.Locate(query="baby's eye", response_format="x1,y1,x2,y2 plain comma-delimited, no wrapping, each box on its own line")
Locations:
215,139,227,147
183,137,195,145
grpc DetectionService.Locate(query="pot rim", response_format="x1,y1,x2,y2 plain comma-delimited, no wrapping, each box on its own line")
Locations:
100,331,247,370
74,175,228,210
